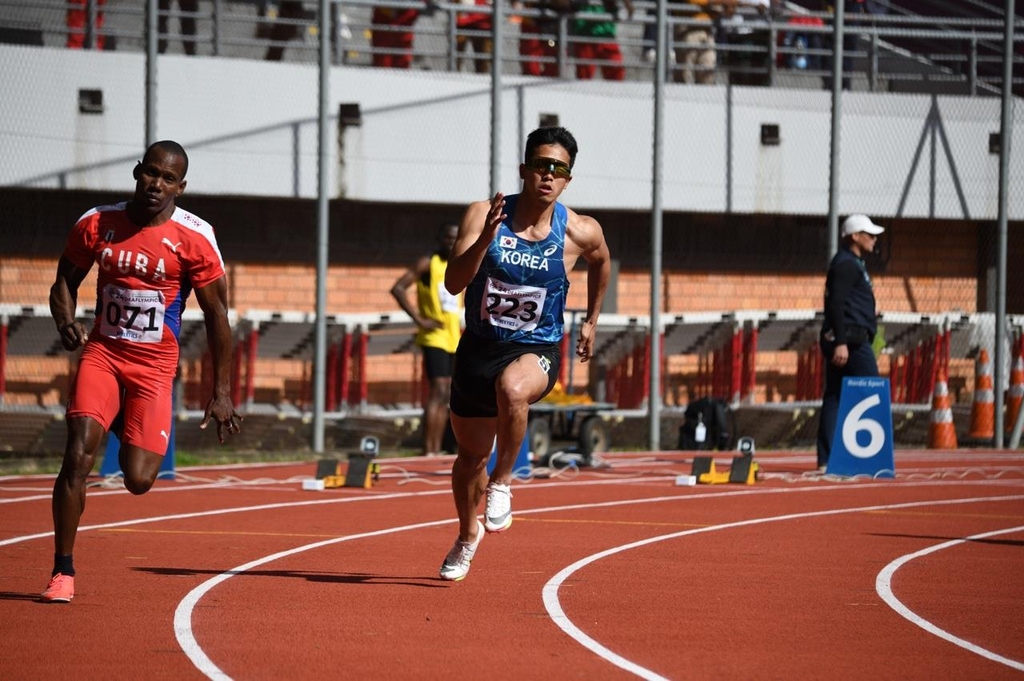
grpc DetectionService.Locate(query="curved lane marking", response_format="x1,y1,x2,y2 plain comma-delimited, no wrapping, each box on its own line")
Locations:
0,474,698,507
0,481,307,505
174,518,455,681
0,490,447,547
4,476,696,546
3,477,1021,677
876,524,1024,672
7,478,1014,548
542,494,1024,680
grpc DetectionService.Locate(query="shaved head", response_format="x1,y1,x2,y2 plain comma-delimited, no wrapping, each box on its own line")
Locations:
144,140,189,178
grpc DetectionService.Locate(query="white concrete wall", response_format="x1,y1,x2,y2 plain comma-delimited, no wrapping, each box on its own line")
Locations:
1,44,1019,219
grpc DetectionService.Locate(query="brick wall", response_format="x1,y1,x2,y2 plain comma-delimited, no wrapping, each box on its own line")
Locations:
2,188,1016,409
1,255,982,408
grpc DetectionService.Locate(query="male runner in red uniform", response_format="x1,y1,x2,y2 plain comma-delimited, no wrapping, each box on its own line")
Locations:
41,140,241,603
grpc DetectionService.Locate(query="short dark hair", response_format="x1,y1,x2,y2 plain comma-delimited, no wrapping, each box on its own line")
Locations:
144,140,190,178
525,127,578,169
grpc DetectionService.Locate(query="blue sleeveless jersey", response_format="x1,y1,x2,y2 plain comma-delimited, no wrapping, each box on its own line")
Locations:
464,194,569,344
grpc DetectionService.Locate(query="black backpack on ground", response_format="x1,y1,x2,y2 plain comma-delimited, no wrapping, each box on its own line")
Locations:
678,397,732,451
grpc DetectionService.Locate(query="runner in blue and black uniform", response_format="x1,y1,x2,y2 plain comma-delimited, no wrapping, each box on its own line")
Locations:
438,126,612,581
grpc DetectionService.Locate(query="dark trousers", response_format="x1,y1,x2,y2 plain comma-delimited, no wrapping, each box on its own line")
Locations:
816,341,879,467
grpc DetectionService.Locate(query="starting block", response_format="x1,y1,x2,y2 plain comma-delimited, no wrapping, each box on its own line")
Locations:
306,436,381,490
315,459,340,478
690,454,759,485
343,435,381,488
727,454,759,484
309,456,380,489
343,454,380,488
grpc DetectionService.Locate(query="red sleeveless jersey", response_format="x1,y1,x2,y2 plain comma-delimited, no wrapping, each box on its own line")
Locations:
63,202,226,373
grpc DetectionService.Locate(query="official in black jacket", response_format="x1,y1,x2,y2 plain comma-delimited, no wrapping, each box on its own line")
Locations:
816,214,885,469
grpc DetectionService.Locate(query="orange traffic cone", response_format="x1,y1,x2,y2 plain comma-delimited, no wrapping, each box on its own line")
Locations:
1006,350,1023,435
928,370,958,449
968,349,994,439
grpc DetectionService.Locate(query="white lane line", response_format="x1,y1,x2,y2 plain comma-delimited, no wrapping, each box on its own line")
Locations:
1,450,1018,485
3,475,1020,676
0,480,322,505
1,478,1019,548
0,490,448,547
0,471,690,506
542,494,1024,680
173,487,1023,680
0,476,723,547
178,492,785,680
876,525,1024,672
174,518,454,681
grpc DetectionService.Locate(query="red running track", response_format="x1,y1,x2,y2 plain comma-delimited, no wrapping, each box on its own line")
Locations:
1,450,1023,680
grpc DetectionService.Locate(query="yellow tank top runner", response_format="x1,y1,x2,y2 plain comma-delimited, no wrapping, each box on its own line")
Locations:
415,253,462,353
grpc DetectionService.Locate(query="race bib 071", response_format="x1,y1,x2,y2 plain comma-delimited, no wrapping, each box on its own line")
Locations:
97,285,165,343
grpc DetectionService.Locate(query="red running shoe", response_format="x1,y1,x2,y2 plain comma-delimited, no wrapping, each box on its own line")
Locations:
41,573,75,603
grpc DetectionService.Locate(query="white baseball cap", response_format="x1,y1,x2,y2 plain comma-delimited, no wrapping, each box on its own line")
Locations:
842,214,885,236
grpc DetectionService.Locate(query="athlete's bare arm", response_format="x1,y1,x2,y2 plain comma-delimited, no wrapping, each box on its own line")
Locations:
49,255,91,352
565,211,611,362
194,276,242,442
390,255,441,330
445,193,506,295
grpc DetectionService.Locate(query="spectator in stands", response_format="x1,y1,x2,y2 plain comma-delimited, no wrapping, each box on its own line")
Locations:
816,214,884,472
390,224,464,457
820,0,886,90
778,6,824,74
716,0,771,85
642,8,657,62
66,0,106,50
517,0,571,77
672,0,737,84
158,0,199,56
371,3,420,68
40,141,240,603
456,0,494,73
265,0,309,61
571,0,634,81
438,126,611,581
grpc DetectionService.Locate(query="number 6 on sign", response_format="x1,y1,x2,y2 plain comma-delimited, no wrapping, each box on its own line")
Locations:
842,394,884,459
828,377,895,478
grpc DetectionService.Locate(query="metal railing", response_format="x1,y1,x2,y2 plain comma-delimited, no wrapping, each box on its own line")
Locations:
1,0,1021,94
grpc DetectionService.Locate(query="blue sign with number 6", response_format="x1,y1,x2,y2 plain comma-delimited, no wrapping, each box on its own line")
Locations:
827,377,895,478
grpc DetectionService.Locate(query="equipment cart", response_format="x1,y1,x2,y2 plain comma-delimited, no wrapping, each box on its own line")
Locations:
527,401,615,467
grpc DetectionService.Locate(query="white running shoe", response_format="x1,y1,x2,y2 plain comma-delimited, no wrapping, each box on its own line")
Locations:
484,482,513,533
439,520,484,581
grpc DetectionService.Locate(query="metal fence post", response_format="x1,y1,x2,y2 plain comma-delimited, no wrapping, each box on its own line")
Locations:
968,33,977,97
448,9,458,72
332,1,342,64
213,0,222,56
86,0,97,49
558,14,568,78
869,30,878,91
146,0,157,146
827,0,845,260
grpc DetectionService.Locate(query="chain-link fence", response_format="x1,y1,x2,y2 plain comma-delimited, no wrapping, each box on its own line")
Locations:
1,0,1021,458
2,1,1019,85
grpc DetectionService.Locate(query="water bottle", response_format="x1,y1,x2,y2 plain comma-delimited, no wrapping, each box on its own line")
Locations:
794,35,808,70
695,413,707,446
